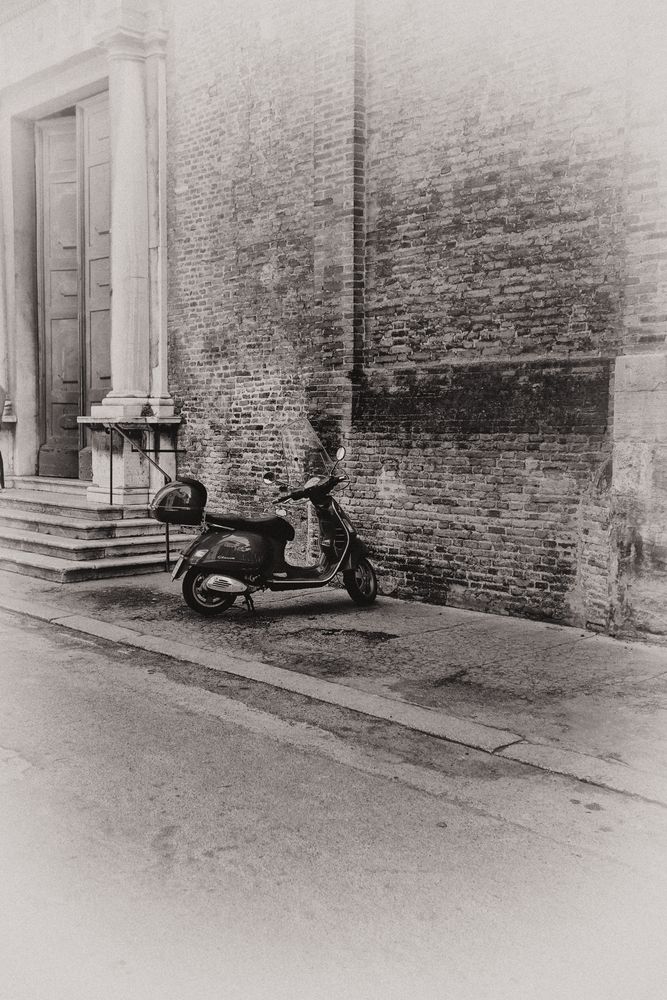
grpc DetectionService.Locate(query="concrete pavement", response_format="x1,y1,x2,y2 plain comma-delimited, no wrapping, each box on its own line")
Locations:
1,568,666,805
5,610,666,1000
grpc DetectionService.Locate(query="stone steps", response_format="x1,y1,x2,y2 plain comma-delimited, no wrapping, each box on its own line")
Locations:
5,475,90,495
0,477,193,582
0,524,192,562
0,507,165,539
0,488,147,521
0,545,176,583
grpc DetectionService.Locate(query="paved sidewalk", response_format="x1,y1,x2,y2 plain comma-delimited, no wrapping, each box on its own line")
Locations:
1,568,666,805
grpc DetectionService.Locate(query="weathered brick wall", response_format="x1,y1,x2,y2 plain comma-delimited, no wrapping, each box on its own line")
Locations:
167,0,360,510
346,361,612,622
165,0,666,633
167,0,318,508
343,0,626,626
362,0,627,367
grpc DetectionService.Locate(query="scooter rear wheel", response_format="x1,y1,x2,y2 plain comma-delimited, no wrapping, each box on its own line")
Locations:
182,568,236,616
343,557,378,606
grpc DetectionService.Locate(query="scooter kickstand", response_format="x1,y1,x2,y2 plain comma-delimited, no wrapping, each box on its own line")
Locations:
243,593,256,613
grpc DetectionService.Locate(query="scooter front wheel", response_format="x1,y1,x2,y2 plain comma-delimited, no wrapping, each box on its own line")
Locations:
182,568,237,616
343,557,378,606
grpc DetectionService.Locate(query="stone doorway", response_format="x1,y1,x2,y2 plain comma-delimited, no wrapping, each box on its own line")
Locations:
36,92,111,479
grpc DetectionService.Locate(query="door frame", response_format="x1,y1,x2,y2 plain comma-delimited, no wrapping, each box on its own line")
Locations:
35,113,81,461
0,55,108,476
76,91,111,425
1,18,173,487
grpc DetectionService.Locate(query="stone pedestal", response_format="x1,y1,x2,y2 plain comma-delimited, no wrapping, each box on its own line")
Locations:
80,417,181,506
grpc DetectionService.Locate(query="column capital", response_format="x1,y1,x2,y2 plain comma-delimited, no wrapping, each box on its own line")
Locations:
144,26,168,60
94,1,168,61
96,23,149,61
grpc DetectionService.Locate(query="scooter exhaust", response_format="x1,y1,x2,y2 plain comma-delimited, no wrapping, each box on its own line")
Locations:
202,575,248,594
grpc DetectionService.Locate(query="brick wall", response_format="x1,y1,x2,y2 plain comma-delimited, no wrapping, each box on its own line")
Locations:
346,360,612,622
165,0,665,633
167,0,319,507
167,0,360,504
343,0,626,626
363,0,627,366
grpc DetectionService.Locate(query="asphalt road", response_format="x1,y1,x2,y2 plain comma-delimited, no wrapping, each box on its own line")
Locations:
1,608,666,1000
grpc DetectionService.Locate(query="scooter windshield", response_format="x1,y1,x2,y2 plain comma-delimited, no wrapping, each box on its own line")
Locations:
279,416,333,487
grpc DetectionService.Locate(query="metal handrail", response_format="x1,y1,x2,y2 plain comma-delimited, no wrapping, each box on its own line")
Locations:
106,422,178,571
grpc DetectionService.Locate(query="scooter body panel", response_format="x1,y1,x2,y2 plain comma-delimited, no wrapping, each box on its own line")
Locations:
174,528,272,581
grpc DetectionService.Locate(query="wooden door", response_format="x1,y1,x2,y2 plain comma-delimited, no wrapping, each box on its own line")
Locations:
79,93,111,416
36,117,80,478
36,94,111,479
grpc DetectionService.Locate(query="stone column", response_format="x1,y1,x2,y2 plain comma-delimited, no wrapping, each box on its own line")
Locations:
91,23,151,418
84,6,177,506
145,16,172,415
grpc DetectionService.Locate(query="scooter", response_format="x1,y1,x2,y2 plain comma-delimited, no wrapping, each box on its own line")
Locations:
150,423,377,616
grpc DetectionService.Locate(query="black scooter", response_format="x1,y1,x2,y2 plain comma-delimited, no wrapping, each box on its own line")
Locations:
151,443,377,616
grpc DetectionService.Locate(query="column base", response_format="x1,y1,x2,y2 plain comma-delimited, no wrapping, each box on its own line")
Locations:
146,399,176,418
86,483,151,508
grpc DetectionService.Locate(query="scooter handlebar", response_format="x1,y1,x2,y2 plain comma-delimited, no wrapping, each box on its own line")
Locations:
274,486,307,503
275,475,344,504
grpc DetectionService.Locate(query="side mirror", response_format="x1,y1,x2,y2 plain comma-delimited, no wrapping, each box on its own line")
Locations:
336,446,346,461
263,471,275,484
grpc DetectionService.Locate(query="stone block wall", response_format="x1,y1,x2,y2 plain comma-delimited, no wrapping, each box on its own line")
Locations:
608,3,667,640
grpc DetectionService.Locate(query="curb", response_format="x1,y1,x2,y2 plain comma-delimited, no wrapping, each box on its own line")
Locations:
2,594,666,807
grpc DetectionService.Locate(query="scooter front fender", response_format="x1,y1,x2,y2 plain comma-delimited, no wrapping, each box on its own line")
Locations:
340,534,369,572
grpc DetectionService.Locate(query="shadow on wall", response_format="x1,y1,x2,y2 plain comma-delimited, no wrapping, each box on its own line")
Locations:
345,361,613,628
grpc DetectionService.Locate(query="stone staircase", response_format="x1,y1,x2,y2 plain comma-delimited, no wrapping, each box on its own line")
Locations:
0,477,193,582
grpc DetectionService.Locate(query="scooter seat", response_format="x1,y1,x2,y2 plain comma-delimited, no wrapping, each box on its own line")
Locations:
205,511,295,542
